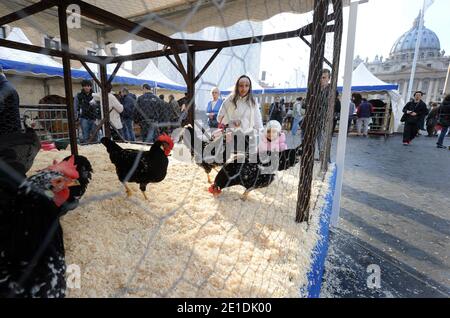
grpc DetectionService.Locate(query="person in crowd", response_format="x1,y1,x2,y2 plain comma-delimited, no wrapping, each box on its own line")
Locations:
259,120,287,152
120,87,136,141
356,98,374,137
74,79,97,143
177,92,189,123
134,84,165,143
436,94,450,149
168,94,181,125
91,83,124,140
206,87,223,129
348,99,357,134
291,97,304,136
0,65,21,136
159,94,165,102
416,99,430,137
402,91,428,146
426,102,440,137
218,75,263,155
218,75,263,133
317,69,332,154
269,96,285,125
333,92,341,134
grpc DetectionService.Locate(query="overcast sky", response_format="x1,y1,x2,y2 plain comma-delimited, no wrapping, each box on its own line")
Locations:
260,0,450,87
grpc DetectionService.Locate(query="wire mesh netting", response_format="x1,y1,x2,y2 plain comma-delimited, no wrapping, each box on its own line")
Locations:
0,0,342,298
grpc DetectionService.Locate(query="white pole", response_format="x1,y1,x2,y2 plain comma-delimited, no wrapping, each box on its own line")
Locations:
330,0,360,227
406,1,426,100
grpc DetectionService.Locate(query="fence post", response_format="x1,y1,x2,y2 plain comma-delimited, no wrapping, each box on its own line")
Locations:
296,0,329,223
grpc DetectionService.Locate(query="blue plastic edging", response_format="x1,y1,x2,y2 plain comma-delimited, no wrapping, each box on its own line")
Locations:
302,163,338,298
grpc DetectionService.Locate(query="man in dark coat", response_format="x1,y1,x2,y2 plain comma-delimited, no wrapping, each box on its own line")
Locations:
437,95,450,149
269,96,285,125
402,91,428,145
133,84,165,142
0,66,21,136
74,80,98,143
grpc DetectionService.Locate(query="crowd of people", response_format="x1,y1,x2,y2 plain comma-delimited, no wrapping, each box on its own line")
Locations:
73,80,187,144
401,90,450,149
1,62,449,151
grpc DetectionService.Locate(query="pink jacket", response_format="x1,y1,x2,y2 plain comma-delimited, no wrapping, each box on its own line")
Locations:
259,133,287,152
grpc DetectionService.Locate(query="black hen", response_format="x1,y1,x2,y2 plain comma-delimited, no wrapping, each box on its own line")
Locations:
208,144,303,200
0,120,40,177
101,135,174,200
0,155,92,298
180,124,250,183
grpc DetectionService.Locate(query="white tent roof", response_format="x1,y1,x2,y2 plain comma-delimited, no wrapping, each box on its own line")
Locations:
0,27,62,68
137,60,186,91
338,63,398,91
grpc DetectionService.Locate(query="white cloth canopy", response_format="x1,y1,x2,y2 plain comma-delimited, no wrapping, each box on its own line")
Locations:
137,60,186,91
338,63,404,132
0,27,62,69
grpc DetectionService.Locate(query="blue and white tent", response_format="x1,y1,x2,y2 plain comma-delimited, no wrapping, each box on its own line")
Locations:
0,28,185,90
137,60,186,92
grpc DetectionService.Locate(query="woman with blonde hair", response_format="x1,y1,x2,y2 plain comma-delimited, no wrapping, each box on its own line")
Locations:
206,87,223,128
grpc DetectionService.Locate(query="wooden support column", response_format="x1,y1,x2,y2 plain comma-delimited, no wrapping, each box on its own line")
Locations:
186,49,196,126
296,0,329,223
99,64,111,138
321,0,343,171
58,4,78,155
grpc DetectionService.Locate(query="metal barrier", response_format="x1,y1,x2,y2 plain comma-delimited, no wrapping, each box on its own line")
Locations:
19,105,72,141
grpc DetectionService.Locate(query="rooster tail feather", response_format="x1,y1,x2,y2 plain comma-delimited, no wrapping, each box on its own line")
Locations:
101,137,122,153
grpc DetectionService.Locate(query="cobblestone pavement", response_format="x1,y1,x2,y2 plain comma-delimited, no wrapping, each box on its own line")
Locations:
322,133,450,298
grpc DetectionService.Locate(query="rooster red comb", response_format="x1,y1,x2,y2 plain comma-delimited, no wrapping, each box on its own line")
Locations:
46,155,79,179
157,134,174,150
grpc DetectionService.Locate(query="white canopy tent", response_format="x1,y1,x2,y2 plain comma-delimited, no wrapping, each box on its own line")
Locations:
137,60,186,91
338,63,405,132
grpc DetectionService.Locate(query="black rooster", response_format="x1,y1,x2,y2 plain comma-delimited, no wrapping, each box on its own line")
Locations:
208,144,303,200
0,155,93,298
101,134,174,200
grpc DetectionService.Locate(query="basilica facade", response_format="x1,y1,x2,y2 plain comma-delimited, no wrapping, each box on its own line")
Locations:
360,14,449,104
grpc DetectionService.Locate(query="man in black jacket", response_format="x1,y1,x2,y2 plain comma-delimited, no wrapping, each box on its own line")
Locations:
134,84,165,142
402,91,428,145
74,80,97,143
437,95,450,149
0,66,21,136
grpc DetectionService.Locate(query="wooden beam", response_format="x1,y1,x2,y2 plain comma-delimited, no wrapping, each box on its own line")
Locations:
194,48,222,83
70,0,174,46
79,60,101,87
99,64,111,138
165,54,183,74
58,4,78,155
296,0,329,223
0,0,58,26
108,13,337,64
299,34,333,67
172,49,188,84
107,61,123,85
0,38,106,64
186,50,195,126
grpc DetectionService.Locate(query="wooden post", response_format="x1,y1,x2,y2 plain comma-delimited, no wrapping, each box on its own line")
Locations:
99,64,111,138
296,0,329,223
58,4,78,155
321,0,343,171
187,49,196,126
